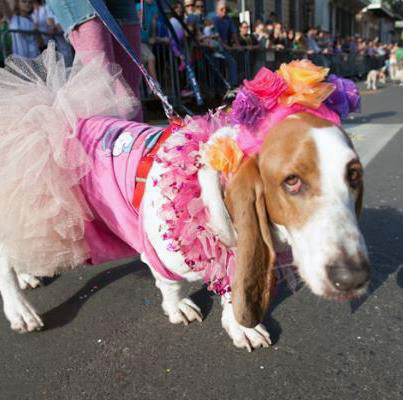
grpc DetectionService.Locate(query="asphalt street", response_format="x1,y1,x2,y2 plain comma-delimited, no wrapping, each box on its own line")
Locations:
0,84,402,400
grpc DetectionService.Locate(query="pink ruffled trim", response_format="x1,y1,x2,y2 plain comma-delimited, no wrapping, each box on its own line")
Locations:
155,113,236,295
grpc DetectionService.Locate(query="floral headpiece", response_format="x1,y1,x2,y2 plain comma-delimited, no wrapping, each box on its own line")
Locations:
207,60,361,171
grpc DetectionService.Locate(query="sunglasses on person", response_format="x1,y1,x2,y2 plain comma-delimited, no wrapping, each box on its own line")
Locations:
185,3,194,7
195,3,204,8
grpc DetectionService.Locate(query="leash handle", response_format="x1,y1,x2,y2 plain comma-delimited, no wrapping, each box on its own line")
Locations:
88,0,176,120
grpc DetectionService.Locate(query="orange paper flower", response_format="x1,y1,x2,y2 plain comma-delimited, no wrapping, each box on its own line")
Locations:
208,136,244,174
277,59,335,108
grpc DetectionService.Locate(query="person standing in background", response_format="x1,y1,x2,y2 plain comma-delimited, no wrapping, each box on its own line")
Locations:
9,0,41,58
185,0,204,37
32,0,50,50
169,1,186,69
47,0,143,121
136,0,158,84
192,0,205,35
211,0,239,88
389,43,399,82
239,22,258,49
183,0,194,21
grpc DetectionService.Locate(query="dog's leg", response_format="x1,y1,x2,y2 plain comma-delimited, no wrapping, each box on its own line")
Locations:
155,277,203,325
16,272,41,290
221,297,271,352
0,249,43,332
143,257,203,325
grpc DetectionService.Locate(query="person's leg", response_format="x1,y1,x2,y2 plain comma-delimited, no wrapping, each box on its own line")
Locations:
143,44,158,82
54,35,74,67
69,17,115,65
69,17,139,113
223,49,238,88
112,24,143,121
139,43,158,84
390,63,397,81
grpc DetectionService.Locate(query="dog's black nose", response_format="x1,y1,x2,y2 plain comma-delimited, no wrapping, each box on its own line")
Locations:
326,261,370,292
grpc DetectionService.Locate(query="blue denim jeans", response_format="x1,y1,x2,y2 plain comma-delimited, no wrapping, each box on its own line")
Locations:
224,49,238,88
213,49,238,88
47,0,138,35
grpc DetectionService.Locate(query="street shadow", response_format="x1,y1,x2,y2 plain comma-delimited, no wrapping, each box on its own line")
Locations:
344,111,396,124
350,206,403,312
262,313,282,345
42,206,403,331
189,285,215,319
43,258,216,331
43,259,152,331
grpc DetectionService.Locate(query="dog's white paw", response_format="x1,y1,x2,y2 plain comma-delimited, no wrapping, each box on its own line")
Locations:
222,303,271,352
17,273,41,290
223,320,271,352
163,298,203,325
3,295,44,333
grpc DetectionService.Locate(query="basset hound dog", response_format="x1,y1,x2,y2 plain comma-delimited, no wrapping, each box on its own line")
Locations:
141,112,369,350
0,110,369,351
0,50,369,351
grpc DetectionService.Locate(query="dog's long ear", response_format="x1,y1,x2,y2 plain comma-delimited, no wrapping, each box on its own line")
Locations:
224,157,276,328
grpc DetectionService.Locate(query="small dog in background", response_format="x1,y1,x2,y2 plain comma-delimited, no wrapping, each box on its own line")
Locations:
366,67,386,90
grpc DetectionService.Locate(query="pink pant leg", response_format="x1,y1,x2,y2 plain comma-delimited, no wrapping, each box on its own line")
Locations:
69,17,141,120
68,17,115,65
113,24,143,122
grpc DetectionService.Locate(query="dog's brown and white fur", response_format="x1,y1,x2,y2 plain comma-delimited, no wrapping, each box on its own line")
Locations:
0,112,369,351
366,68,386,91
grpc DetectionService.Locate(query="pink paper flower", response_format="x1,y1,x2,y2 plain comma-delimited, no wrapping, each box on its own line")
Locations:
243,67,288,110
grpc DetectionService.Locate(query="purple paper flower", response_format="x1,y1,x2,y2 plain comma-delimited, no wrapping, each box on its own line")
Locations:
324,74,361,119
231,88,266,127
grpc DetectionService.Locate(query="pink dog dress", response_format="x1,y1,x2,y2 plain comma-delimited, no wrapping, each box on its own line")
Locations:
77,116,183,281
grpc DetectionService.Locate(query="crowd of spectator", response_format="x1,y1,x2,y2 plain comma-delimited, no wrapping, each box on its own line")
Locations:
132,0,402,92
0,0,402,95
0,0,72,65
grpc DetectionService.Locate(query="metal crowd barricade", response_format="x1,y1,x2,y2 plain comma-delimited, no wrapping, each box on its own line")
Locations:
0,29,388,107
190,46,387,97
142,42,181,106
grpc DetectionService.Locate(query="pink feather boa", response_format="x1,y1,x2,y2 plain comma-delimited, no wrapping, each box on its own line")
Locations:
155,113,236,295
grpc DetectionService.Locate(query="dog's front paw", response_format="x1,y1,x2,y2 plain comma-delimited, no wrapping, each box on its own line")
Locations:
17,272,41,290
163,298,203,325
3,295,44,333
221,303,271,352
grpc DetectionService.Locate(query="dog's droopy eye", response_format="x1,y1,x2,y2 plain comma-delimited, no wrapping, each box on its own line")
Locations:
283,175,302,194
347,161,363,189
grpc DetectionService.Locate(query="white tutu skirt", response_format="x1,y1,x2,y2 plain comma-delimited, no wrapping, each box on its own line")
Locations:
0,42,139,276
